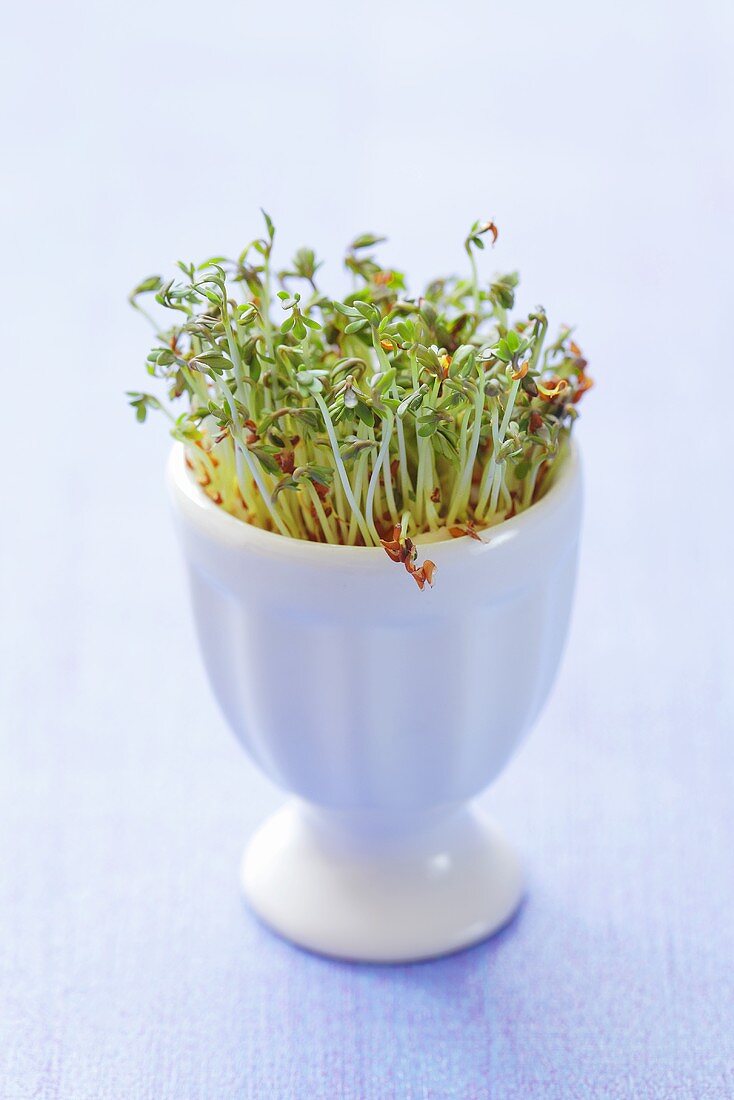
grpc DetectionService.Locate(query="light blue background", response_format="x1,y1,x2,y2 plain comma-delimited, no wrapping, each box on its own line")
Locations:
1,1,733,1096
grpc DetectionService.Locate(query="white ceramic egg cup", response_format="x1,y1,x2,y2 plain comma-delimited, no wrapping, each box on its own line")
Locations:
168,444,582,962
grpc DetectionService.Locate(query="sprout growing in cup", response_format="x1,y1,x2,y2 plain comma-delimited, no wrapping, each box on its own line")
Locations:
129,214,592,586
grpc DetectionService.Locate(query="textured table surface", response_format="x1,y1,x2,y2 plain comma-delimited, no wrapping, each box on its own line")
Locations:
2,1,733,1097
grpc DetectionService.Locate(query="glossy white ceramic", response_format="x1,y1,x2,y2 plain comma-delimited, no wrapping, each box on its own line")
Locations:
167,443,582,962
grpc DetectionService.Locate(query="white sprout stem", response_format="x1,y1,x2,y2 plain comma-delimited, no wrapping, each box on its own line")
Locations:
330,462,348,525
229,440,258,515
234,440,293,539
409,351,425,525
447,380,485,526
476,377,520,522
210,370,240,427
414,435,427,525
347,448,372,546
499,376,521,440
373,331,413,505
365,412,394,544
394,412,412,505
414,376,440,524
206,382,268,526
487,462,504,518
456,409,470,479
220,294,247,404
314,392,373,545
475,403,500,517
381,446,399,524
304,480,337,543
523,449,543,508
283,490,309,539
313,437,347,520
529,316,548,371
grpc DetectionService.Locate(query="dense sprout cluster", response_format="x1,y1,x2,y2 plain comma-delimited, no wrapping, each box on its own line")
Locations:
129,215,591,587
